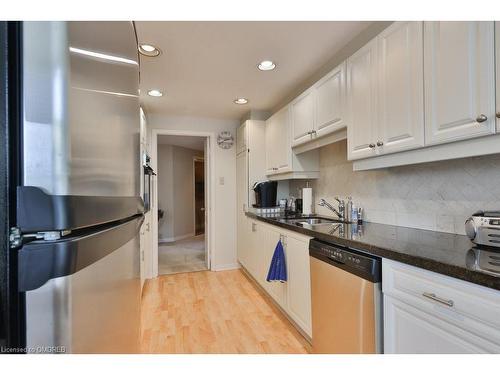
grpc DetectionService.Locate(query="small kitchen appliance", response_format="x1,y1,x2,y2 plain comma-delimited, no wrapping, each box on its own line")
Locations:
465,211,500,248
252,181,278,208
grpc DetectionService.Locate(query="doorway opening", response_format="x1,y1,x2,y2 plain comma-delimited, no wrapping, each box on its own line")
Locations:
156,135,208,275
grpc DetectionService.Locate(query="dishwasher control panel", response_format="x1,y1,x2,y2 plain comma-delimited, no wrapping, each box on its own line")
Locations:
309,239,382,282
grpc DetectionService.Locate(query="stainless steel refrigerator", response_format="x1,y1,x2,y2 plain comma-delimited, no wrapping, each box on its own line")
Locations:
0,21,143,353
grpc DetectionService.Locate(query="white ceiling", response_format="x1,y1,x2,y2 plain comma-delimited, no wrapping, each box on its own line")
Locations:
157,135,205,151
136,21,372,120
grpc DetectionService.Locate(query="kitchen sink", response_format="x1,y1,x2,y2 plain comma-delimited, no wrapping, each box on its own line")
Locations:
279,217,345,226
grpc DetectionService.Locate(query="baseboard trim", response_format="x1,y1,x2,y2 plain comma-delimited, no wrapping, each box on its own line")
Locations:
212,263,240,271
159,232,195,243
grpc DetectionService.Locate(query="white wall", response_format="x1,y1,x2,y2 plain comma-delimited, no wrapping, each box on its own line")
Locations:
157,144,203,241
157,144,174,240
290,140,500,235
149,114,239,271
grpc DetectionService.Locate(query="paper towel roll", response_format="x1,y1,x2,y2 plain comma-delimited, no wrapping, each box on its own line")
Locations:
302,187,313,215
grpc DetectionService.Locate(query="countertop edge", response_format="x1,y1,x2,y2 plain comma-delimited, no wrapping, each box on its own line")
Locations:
245,212,500,292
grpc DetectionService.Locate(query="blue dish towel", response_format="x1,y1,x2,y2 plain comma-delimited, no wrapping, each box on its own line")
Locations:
266,239,287,283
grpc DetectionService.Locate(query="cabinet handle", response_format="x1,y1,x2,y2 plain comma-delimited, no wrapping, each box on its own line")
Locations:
476,114,488,123
496,112,500,119
376,140,384,147
368,143,376,149
422,292,454,307
252,223,257,232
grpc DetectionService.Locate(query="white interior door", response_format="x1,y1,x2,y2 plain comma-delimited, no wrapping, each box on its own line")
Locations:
377,21,425,155
424,21,496,146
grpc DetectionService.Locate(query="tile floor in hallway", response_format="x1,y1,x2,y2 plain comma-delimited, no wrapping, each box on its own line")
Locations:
158,235,207,275
140,269,310,354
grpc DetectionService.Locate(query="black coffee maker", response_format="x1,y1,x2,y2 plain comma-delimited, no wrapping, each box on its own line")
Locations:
252,181,278,208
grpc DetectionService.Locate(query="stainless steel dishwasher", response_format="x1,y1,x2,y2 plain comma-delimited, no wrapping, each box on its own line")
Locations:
309,239,383,354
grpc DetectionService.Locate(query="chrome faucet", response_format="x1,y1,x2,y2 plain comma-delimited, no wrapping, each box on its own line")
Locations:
318,197,345,221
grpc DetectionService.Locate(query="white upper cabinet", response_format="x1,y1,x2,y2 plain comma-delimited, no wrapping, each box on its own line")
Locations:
291,89,315,146
377,21,424,154
266,106,319,179
266,106,291,175
290,62,347,148
347,38,379,160
314,61,346,139
424,21,496,145
348,22,425,161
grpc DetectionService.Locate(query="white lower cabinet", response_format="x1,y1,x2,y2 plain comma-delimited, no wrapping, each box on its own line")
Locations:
284,233,312,337
242,219,312,338
383,259,500,353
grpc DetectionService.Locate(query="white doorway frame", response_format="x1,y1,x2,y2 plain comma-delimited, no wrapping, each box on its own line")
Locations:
192,156,205,237
150,129,214,277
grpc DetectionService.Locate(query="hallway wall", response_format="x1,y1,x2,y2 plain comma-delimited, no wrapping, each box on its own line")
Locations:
157,144,203,242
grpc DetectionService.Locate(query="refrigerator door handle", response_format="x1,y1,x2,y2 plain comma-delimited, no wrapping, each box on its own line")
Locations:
18,214,144,292
17,186,145,233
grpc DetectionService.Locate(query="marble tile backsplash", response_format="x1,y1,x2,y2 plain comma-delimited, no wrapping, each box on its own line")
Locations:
289,140,500,235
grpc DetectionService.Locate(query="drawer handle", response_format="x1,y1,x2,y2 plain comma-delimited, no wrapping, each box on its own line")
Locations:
422,292,454,307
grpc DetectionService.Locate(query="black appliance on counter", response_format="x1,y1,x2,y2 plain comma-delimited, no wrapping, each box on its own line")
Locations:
252,181,278,208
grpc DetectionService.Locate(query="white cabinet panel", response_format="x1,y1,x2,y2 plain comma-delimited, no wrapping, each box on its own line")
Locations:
378,21,424,154
285,234,312,336
262,225,287,309
424,21,495,145
384,296,489,354
383,259,500,353
347,38,378,160
265,106,292,175
291,89,315,147
314,62,346,139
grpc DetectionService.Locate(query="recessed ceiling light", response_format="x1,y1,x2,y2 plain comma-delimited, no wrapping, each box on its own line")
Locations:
139,44,161,57
148,89,163,97
258,60,276,71
234,98,248,105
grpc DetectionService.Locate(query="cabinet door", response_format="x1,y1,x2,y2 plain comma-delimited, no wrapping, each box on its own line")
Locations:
384,296,494,353
314,62,346,139
236,122,247,155
236,153,248,267
347,38,378,160
245,220,261,279
273,106,292,173
291,89,315,147
262,226,287,309
378,21,424,154
265,115,277,175
285,234,312,336
424,21,495,145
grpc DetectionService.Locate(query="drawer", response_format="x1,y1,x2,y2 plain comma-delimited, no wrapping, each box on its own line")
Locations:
382,259,500,345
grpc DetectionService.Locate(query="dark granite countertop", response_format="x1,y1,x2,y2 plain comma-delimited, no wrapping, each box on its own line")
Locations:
246,211,500,291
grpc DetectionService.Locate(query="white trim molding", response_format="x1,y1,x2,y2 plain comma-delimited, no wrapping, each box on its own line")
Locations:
151,129,215,277
212,263,241,272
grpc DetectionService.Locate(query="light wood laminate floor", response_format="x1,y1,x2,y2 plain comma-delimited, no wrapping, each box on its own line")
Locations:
140,269,310,353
